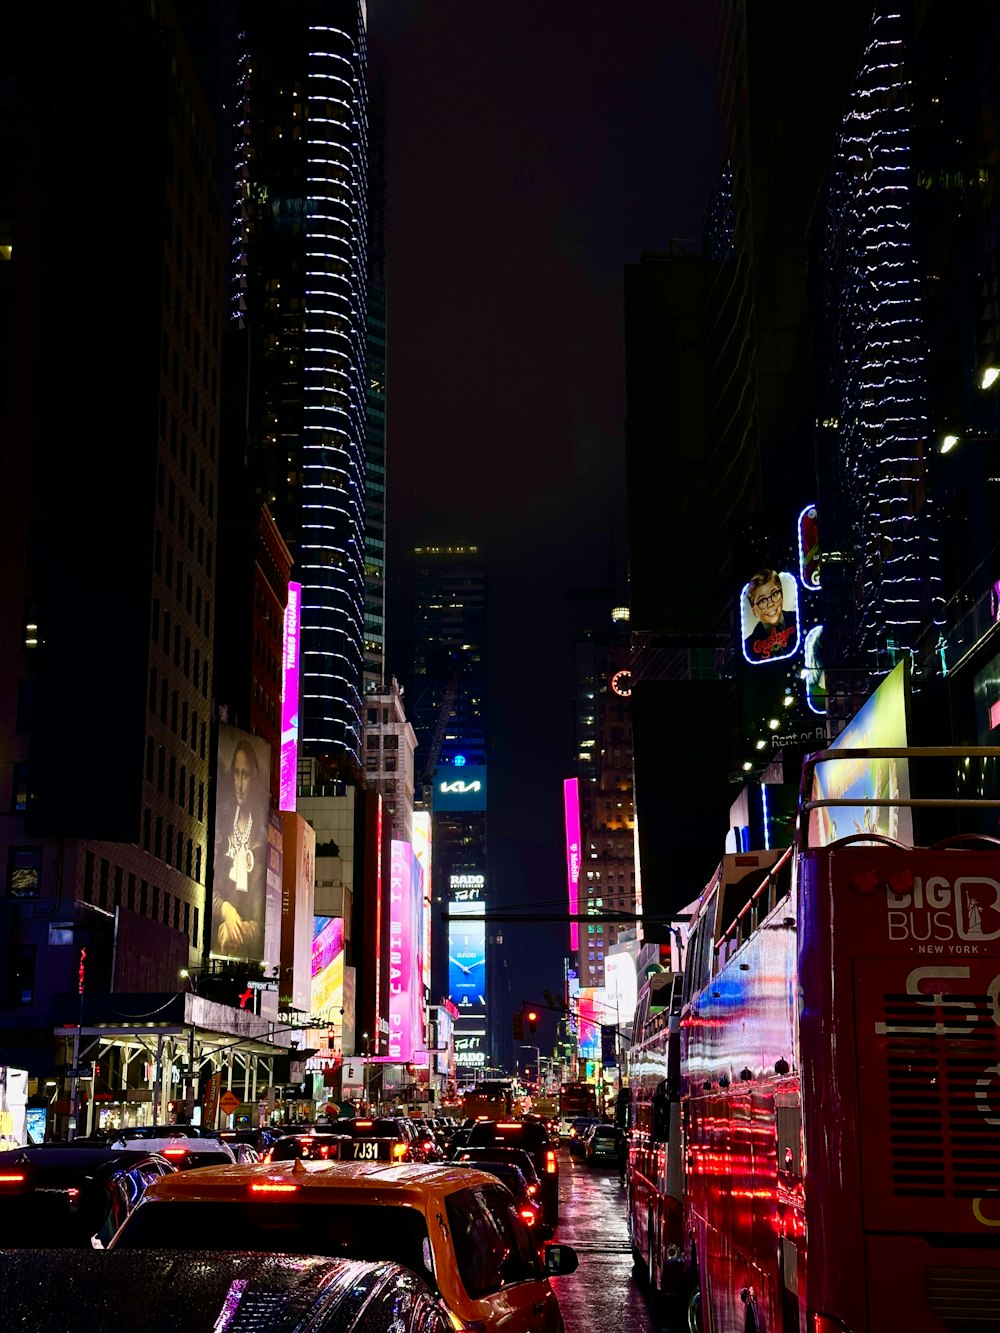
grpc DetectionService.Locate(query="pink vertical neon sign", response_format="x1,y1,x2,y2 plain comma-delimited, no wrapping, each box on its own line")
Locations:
389,840,419,1061
563,778,581,951
279,582,301,812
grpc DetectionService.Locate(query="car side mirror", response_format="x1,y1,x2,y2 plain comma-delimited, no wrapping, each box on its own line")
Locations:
544,1244,579,1276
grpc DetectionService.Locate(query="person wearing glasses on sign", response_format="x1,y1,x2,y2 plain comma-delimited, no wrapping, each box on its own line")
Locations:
744,569,798,662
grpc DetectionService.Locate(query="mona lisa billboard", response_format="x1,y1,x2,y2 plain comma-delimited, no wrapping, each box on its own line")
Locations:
212,724,272,963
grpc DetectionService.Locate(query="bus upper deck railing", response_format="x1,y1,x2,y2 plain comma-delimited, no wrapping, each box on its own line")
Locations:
798,746,1000,852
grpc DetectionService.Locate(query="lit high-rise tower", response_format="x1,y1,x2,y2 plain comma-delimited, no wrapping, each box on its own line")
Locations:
232,0,368,764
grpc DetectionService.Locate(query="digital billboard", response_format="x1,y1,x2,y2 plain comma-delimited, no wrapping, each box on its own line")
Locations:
212,724,272,963
448,900,486,1014
809,659,911,847
798,505,820,589
412,811,433,994
740,569,800,665
563,779,581,951
281,811,315,1013
279,581,301,812
432,764,487,812
603,951,638,1027
576,990,600,1062
311,915,344,1018
388,840,423,1061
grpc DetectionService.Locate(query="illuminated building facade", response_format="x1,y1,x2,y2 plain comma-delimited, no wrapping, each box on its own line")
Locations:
410,546,490,1074
232,0,368,765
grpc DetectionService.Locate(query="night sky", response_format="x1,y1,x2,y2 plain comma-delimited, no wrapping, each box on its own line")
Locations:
369,1,720,1049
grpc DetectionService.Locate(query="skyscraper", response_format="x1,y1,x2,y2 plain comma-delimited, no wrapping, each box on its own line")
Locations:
231,0,369,764
410,546,490,1075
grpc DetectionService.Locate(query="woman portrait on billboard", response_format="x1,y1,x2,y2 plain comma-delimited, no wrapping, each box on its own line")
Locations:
213,732,268,961
741,568,799,664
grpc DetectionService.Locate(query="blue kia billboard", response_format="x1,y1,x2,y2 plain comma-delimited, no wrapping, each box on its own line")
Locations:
432,764,487,812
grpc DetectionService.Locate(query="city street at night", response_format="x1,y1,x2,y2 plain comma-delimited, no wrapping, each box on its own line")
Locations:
552,1153,662,1333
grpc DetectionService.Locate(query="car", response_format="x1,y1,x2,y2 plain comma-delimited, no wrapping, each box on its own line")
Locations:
584,1124,624,1166
109,1159,580,1332
568,1117,600,1156
220,1127,282,1156
449,1158,551,1240
464,1119,560,1224
0,1249,452,1331
267,1132,352,1163
450,1145,546,1205
0,1146,176,1248
104,1130,237,1170
335,1117,431,1162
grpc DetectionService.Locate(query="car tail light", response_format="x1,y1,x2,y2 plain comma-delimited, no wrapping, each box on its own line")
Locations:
250,1182,299,1193
161,1148,187,1159
422,1139,433,1150
545,1150,557,1174
497,1123,520,1129
519,1207,536,1227
0,1173,25,1184
392,1143,408,1161
526,1183,538,1196
355,1120,374,1128
66,1187,80,1201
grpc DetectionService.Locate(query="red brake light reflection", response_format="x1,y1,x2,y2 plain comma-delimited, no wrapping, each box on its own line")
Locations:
250,1182,299,1193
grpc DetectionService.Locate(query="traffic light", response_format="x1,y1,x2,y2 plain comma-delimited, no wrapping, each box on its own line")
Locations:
527,1010,538,1035
512,1013,525,1041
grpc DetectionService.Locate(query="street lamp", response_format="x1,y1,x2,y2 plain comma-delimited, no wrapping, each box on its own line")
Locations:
519,1045,540,1087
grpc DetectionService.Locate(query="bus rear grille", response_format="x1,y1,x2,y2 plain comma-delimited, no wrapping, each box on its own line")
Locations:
878,992,1000,1198
927,1266,1000,1330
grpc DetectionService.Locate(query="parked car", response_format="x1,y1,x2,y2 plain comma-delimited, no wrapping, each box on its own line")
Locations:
109,1159,579,1332
0,1146,176,1248
0,1249,452,1332
568,1118,600,1156
584,1124,624,1166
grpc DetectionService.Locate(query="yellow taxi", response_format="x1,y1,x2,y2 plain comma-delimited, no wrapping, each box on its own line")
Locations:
108,1159,579,1332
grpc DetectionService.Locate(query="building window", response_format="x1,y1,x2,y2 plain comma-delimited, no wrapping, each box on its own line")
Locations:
7,846,41,898
383,734,398,750
366,734,380,751
11,763,29,813
384,755,397,772
365,756,378,771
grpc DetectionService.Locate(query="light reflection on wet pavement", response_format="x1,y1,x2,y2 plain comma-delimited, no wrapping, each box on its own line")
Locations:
550,1151,665,1333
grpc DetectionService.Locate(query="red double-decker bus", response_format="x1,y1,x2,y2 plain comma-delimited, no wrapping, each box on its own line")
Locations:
676,746,1000,1332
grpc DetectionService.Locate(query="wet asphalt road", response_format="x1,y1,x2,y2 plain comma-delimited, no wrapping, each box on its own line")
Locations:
549,1148,664,1333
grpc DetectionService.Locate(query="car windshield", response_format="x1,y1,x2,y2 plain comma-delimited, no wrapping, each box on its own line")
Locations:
115,1200,434,1281
455,1148,541,1184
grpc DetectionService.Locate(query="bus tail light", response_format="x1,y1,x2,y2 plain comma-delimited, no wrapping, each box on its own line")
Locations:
545,1150,557,1174
250,1182,299,1194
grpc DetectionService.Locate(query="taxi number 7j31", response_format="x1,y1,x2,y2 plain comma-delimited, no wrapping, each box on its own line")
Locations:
351,1140,381,1160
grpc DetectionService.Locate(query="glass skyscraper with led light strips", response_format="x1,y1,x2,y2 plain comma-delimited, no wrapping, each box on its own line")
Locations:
230,0,368,765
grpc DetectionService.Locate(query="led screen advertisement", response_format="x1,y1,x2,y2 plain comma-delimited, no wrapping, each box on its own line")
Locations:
412,811,433,994
740,570,800,665
563,779,581,951
432,764,487,812
279,581,301,812
212,724,272,963
311,915,344,1018
448,901,486,1014
809,659,912,848
388,841,423,1062
281,812,315,1014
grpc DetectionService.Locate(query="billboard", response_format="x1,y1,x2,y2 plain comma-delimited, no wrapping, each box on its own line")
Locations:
311,915,344,1018
798,505,820,589
563,779,581,951
741,569,800,665
281,812,315,1013
603,951,638,1028
432,764,487,812
576,990,600,1062
212,724,272,962
448,900,486,1014
388,841,423,1061
279,581,302,812
809,660,912,847
413,811,433,994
